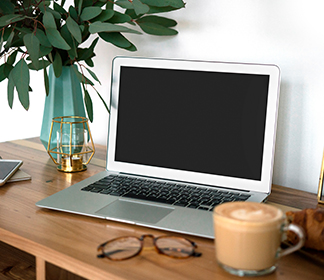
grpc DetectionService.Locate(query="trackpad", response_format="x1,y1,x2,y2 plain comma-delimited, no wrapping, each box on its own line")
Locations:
96,199,174,224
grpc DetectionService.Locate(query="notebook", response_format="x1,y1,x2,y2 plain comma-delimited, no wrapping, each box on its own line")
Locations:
36,56,281,238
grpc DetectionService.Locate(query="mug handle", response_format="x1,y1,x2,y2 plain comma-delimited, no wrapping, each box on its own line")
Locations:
279,224,305,258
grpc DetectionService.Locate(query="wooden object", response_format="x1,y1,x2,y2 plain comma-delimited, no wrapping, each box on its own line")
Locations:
0,138,323,280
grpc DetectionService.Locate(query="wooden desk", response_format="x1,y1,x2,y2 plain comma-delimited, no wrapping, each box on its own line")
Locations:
0,138,323,280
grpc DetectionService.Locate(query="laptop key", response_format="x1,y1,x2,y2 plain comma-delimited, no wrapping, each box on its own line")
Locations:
174,201,187,207
188,204,198,209
124,192,147,200
239,194,251,199
198,206,210,211
100,189,113,195
109,191,123,196
90,187,104,193
81,186,94,191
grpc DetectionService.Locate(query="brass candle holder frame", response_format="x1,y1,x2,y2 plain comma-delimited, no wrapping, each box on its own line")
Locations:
47,116,95,172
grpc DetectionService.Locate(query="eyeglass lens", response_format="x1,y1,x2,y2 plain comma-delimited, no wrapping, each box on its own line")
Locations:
155,237,194,258
103,237,142,260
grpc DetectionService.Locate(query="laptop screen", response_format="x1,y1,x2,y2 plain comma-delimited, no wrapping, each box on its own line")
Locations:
108,57,280,193
116,66,269,181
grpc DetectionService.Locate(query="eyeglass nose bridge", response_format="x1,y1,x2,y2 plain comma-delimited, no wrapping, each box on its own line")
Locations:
139,234,155,241
138,234,161,253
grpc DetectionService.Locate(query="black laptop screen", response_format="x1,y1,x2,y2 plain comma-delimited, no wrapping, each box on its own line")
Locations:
115,66,270,181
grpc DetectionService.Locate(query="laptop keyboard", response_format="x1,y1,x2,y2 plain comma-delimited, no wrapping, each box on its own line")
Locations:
81,175,251,211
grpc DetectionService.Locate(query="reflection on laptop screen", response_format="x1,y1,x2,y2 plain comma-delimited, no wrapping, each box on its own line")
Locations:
115,66,270,181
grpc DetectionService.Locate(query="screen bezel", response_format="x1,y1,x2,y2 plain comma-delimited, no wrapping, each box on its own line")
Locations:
107,56,280,193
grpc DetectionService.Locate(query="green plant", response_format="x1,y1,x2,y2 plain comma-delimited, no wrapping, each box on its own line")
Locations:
0,0,185,121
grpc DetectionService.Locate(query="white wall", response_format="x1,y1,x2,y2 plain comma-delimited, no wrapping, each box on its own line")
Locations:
1,0,324,194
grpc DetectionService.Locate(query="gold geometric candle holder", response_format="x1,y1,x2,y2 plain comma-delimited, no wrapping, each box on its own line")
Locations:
47,116,95,172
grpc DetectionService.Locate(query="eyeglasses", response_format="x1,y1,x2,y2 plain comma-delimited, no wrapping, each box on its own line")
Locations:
97,234,202,261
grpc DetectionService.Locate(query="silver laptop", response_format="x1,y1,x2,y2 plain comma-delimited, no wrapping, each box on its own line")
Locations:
36,56,281,239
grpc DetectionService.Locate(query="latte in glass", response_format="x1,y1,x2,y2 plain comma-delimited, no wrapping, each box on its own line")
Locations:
213,202,304,276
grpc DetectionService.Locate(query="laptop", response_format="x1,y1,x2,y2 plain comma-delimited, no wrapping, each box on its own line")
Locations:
36,56,281,239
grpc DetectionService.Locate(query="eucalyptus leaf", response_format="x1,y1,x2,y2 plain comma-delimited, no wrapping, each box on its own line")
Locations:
133,0,150,15
86,67,101,84
141,0,185,8
69,6,78,21
39,46,53,57
0,14,26,27
7,34,24,49
147,6,182,14
83,0,97,8
0,34,3,53
66,16,82,43
89,35,99,50
84,88,93,122
61,25,78,60
43,11,57,29
28,59,51,71
115,0,133,9
53,52,63,78
83,0,106,8
137,15,177,27
7,50,18,66
99,32,137,51
77,37,98,61
92,9,114,22
11,59,30,110
0,64,6,82
85,58,94,67
4,30,15,49
54,2,67,15
108,11,132,24
4,63,13,78
23,33,40,69
48,52,53,63
78,0,83,15
2,28,12,42
137,21,178,35
124,9,141,20
14,26,32,35
0,0,15,14
7,71,14,109
89,22,141,34
80,6,102,21
46,28,71,50
44,66,49,96
39,5,61,20
125,45,137,51
77,48,95,63
35,29,52,48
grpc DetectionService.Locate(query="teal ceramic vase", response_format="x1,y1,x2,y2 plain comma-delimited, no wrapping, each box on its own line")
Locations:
40,65,87,149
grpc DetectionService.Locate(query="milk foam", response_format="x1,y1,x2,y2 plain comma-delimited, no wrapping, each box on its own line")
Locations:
215,202,282,222
230,209,273,221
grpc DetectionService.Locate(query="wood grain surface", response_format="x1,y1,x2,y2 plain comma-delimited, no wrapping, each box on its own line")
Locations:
0,138,323,280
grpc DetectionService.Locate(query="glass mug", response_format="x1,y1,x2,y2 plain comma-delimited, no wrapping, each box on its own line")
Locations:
213,202,305,277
